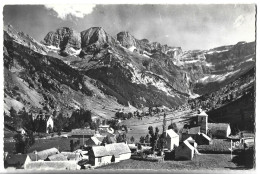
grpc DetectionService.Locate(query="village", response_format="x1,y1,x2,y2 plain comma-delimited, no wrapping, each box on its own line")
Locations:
4,108,255,170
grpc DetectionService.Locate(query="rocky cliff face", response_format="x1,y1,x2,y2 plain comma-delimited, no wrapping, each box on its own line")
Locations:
43,27,81,56
80,27,116,55
3,25,256,118
117,31,137,48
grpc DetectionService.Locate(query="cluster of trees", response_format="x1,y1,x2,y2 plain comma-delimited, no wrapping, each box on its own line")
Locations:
70,139,81,152
13,131,35,154
53,108,95,133
115,112,133,120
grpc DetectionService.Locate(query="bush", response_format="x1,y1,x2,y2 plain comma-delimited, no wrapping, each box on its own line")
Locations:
13,86,19,90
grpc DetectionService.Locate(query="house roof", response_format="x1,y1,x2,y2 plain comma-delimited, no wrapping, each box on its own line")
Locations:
198,132,211,141
70,129,95,136
25,161,78,170
5,154,28,165
166,129,179,138
197,111,208,117
47,153,68,161
86,136,101,146
92,146,111,157
61,152,82,160
208,123,230,131
105,144,120,157
32,148,59,160
183,140,195,150
182,126,201,134
105,143,131,155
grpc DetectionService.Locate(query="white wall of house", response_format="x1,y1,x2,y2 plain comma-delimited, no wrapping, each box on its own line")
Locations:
94,155,112,166
166,136,179,150
226,126,231,137
119,153,131,161
46,117,54,133
23,156,32,169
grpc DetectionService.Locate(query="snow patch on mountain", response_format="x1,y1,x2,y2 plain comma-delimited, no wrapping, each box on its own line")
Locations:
128,46,137,52
206,49,229,54
198,69,241,84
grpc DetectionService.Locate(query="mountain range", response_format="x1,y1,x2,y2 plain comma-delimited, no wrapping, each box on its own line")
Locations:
3,25,255,120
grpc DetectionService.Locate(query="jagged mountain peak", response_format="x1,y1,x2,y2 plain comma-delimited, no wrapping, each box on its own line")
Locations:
43,27,81,56
80,27,116,55
117,31,137,48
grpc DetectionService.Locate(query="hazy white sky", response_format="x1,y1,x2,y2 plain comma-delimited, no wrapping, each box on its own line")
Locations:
3,4,256,50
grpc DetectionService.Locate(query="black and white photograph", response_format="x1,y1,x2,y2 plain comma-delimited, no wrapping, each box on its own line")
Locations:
1,1,257,172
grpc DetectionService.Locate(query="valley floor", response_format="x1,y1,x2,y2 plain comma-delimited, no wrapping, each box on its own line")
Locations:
97,154,240,170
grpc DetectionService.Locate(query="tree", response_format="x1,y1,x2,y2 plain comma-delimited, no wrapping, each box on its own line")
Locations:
13,134,25,154
70,140,74,152
148,126,159,153
130,136,135,143
139,136,145,143
102,135,112,145
9,107,17,118
145,134,150,143
168,123,179,133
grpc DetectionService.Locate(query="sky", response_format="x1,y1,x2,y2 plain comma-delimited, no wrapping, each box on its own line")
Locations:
3,4,256,50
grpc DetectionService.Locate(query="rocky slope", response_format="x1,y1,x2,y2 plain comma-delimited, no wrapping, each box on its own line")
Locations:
3,25,256,120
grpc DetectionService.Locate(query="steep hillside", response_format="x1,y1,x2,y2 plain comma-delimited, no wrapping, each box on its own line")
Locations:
4,27,136,118
3,25,256,120
187,66,255,131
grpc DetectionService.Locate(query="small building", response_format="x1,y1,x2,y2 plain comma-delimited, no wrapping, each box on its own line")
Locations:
61,152,83,161
208,123,231,138
25,161,79,170
88,146,112,166
165,129,179,150
175,140,195,160
196,110,208,134
17,128,26,135
185,137,197,149
34,114,54,133
85,136,102,146
70,129,95,139
5,154,31,169
195,132,211,145
46,153,68,161
29,148,59,161
105,143,131,162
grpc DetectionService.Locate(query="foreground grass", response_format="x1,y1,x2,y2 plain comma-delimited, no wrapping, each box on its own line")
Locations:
197,139,242,154
98,154,238,170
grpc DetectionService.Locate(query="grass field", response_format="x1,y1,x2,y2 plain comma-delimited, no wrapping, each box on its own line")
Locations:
122,110,193,142
98,154,238,170
197,139,233,154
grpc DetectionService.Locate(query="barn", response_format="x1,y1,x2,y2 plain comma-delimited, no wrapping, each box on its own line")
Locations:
28,148,59,161
61,152,83,161
175,140,195,160
165,129,179,150
88,146,112,166
208,123,231,138
69,129,95,139
105,143,131,162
